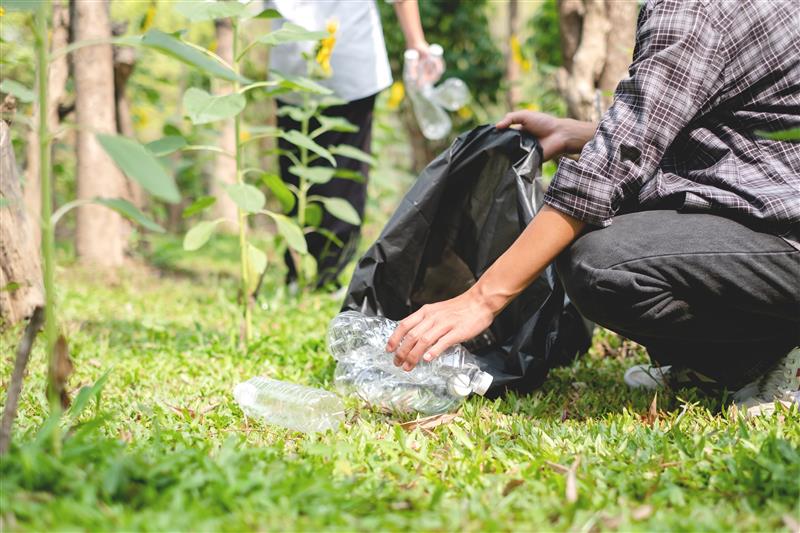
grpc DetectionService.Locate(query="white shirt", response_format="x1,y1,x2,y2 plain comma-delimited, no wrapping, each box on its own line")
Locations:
268,0,393,103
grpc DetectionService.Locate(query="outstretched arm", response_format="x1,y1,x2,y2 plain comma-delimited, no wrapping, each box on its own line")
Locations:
386,111,593,371
392,0,429,54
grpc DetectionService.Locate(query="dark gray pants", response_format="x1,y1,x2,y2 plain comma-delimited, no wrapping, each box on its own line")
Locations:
557,210,800,388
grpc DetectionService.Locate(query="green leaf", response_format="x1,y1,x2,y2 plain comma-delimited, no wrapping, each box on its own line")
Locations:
276,105,309,123
288,165,336,184
68,371,111,420
312,227,343,247
322,197,361,225
141,29,248,83
257,22,327,46
301,254,317,280
1,0,37,12
250,8,282,19
264,212,307,254
145,135,187,156
304,203,323,227
281,130,335,165
93,198,165,233
314,116,358,136
1,281,20,292
756,128,800,141
183,88,246,125
183,219,225,251
333,169,365,182
182,196,216,219
96,134,180,204
261,173,295,213
174,1,246,21
247,243,268,275
273,72,333,95
0,79,34,103
330,144,377,166
225,183,265,213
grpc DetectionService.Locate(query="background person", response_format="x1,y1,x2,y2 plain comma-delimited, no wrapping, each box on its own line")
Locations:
269,0,439,289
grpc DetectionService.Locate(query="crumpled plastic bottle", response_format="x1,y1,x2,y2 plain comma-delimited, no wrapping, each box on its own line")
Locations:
328,311,493,414
403,44,471,141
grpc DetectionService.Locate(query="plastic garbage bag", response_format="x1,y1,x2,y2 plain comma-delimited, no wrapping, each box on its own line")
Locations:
342,125,593,397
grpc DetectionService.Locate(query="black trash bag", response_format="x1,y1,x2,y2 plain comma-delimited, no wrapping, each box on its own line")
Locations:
342,125,593,397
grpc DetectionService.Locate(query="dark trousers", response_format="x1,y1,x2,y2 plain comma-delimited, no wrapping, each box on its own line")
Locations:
278,94,376,287
557,210,800,388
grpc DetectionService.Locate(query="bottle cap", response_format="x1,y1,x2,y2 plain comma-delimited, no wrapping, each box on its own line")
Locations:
472,371,493,396
404,49,420,61
429,43,443,57
448,374,472,397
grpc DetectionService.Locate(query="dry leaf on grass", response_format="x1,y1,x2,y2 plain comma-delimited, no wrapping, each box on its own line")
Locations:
631,504,653,521
502,478,525,496
641,392,660,426
566,455,581,503
47,334,74,409
399,412,457,431
544,461,570,474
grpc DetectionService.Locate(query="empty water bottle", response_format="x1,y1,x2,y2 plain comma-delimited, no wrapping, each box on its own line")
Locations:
430,78,471,111
233,377,344,433
327,311,493,414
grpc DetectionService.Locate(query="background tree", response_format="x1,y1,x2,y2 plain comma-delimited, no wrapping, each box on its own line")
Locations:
71,0,129,266
1,103,43,326
555,0,637,121
209,18,239,231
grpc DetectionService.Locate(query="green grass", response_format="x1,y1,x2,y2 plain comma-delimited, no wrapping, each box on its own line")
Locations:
1,239,799,532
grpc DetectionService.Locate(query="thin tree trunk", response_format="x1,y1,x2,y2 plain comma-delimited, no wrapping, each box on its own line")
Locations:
506,0,521,110
24,0,70,249
210,19,239,231
1,116,44,326
113,21,145,209
555,0,637,121
71,0,127,267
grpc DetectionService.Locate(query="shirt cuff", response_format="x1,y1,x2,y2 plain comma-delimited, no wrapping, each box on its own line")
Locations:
543,157,615,227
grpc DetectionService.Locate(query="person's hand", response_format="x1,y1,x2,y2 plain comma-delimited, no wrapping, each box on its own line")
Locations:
496,111,567,161
404,41,444,89
386,287,496,372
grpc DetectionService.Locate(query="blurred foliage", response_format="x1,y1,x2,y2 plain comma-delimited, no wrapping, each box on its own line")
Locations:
379,0,504,127
524,0,562,69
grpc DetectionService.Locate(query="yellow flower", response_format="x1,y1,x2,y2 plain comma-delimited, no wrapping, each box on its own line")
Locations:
510,34,532,72
315,18,338,77
457,105,473,120
387,81,405,110
239,129,251,142
141,3,156,32
0,7,5,17
525,102,540,112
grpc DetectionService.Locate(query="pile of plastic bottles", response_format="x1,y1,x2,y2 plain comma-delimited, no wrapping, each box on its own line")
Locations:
328,311,492,414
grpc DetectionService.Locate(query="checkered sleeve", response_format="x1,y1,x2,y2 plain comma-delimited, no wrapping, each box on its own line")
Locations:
544,0,728,227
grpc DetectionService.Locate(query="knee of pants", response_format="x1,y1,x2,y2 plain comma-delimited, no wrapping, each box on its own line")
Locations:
555,235,674,333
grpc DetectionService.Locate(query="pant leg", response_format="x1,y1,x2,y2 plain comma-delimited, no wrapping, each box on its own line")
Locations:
556,210,800,388
278,94,376,287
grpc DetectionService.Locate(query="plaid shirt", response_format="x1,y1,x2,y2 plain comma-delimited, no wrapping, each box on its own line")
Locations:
544,0,800,243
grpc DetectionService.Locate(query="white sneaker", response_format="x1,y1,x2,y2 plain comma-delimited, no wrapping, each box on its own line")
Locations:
624,364,672,390
733,347,800,417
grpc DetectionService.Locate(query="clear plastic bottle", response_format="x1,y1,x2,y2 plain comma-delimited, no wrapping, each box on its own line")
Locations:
233,377,344,433
430,78,471,111
327,311,493,414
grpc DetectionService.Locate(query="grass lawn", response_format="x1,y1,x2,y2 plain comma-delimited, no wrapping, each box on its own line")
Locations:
1,237,798,531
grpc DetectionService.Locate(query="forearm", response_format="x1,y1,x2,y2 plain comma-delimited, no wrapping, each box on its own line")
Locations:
559,118,597,155
392,0,427,49
471,205,586,314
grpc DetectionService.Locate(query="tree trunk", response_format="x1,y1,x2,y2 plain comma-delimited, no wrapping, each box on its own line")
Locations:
505,0,521,110
113,21,145,210
1,117,44,327
210,18,239,231
71,0,127,267
24,0,70,249
556,0,638,121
